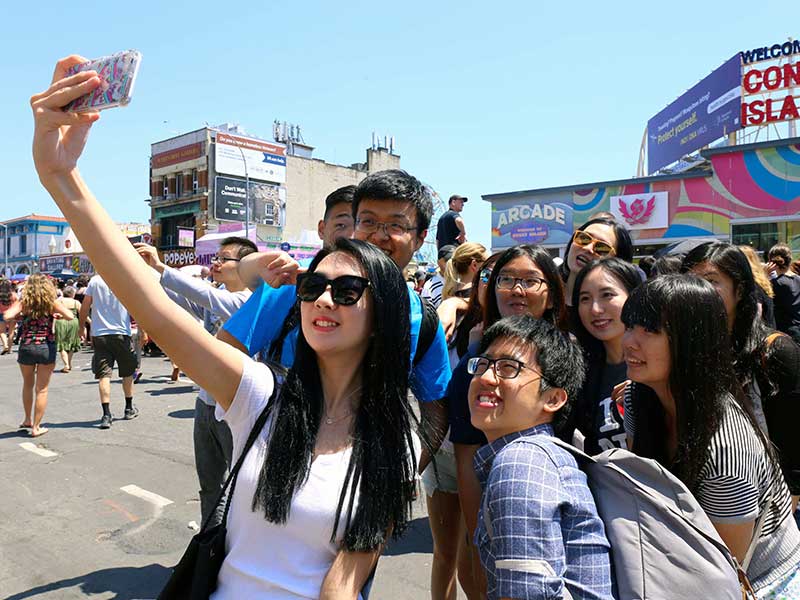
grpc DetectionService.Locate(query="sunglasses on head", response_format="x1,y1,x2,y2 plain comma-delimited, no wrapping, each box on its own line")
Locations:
572,230,616,257
296,273,370,306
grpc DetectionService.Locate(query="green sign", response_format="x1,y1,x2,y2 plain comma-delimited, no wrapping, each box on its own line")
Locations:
154,201,200,219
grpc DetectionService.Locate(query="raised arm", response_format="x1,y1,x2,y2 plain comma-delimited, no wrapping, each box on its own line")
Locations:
31,56,243,409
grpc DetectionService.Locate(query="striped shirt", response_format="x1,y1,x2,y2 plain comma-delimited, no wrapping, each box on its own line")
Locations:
624,391,800,590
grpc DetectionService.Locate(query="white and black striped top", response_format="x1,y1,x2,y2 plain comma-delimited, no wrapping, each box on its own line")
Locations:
624,392,800,591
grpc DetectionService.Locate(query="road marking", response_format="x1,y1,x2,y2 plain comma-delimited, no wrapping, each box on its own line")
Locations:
19,442,57,458
120,484,173,508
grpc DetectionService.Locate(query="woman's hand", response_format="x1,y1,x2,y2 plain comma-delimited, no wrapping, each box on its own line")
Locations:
31,55,101,183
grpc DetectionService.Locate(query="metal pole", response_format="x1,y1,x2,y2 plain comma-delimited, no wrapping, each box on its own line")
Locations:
0,223,6,277
231,139,250,238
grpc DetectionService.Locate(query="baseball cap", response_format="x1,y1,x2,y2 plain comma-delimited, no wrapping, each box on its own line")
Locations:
438,245,456,261
449,194,468,204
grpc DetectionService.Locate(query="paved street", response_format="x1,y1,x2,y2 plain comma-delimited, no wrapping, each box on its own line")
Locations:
0,349,453,599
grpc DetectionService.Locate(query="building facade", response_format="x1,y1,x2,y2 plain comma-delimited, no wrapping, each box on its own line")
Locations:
485,136,800,258
0,214,70,277
147,125,400,266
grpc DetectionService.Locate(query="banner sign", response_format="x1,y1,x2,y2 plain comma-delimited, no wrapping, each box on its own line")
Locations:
741,59,800,126
610,192,669,230
177,227,195,248
215,132,287,184
491,202,573,246
162,248,198,267
214,176,281,223
151,142,203,169
647,55,742,174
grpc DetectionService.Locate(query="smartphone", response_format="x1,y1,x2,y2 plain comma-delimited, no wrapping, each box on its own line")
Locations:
64,50,142,113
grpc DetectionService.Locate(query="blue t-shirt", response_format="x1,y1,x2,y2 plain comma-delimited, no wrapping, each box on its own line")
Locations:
223,283,451,402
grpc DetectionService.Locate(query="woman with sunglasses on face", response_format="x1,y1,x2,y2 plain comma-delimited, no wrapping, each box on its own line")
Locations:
566,257,641,454
32,59,425,599
622,275,800,597
682,242,800,507
445,244,567,595
560,218,633,310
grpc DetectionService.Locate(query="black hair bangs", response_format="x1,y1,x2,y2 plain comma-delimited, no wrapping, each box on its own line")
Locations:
621,283,664,333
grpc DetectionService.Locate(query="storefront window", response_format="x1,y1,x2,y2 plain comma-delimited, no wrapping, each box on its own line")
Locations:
732,221,800,256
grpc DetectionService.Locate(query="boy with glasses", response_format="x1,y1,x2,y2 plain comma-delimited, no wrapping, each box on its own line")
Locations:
468,314,614,600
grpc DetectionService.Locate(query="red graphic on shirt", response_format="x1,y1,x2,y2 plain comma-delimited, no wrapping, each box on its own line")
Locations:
618,196,656,226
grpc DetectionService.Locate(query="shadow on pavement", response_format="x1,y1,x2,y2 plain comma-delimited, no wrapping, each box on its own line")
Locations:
45,419,99,430
383,516,433,556
4,562,171,599
167,409,195,419
0,429,30,440
148,386,195,396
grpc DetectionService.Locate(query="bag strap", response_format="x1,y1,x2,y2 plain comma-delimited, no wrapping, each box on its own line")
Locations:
199,376,280,533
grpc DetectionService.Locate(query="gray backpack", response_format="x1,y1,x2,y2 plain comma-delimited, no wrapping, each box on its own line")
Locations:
482,436,757,600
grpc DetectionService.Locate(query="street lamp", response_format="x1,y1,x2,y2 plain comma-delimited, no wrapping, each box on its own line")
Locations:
0,222,7,278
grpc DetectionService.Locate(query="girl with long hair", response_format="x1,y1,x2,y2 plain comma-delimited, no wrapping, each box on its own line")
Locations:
445,244,566,595
567,257,641,454
738,244,775,327
0,279,17,354
441,242,487,302
622,275,800,596
559,217,633,309
3,274,73,437
682,242,800,505
32,60,425,598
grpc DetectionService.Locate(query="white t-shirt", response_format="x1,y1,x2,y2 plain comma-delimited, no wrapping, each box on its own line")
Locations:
85,275,131,336
211,358,362,600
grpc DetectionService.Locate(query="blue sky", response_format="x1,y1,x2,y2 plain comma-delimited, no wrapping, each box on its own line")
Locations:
0,1,792,251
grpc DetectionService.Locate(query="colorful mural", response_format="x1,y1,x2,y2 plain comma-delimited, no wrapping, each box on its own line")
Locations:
573,144,800,241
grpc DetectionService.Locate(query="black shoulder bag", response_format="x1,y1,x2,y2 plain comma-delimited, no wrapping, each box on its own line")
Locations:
158,386,278,600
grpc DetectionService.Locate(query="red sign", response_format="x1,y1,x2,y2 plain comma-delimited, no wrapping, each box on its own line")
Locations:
741,60,800,126
152,143,204,169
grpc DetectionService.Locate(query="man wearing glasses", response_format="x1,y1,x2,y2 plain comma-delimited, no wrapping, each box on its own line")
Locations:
135,236,257,526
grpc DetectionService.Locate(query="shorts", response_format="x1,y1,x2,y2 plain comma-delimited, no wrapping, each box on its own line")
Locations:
18,342,56,365
421,446,459,495
92,334,136,379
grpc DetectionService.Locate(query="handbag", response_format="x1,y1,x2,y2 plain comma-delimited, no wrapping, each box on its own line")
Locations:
158,388,277,600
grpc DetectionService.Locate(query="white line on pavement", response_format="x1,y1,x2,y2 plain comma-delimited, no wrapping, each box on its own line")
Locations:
120,484,174,508
19,442,58,458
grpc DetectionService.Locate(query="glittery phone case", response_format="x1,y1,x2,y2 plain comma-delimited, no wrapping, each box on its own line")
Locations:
64,50,142,112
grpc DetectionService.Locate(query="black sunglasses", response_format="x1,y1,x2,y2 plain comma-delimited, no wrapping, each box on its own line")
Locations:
296,273,371,306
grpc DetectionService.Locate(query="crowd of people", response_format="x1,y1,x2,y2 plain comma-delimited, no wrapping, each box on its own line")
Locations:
6,55,800,599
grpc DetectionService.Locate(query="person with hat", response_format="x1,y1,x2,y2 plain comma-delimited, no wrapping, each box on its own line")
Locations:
422,245,456,309
436,195,468,250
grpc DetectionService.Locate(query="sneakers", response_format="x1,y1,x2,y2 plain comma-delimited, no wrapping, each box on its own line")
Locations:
133,370,143,384
124,406,139,420
99,414,113,429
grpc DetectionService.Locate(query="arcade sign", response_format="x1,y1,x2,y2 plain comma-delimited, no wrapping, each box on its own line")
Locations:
492,202,573,246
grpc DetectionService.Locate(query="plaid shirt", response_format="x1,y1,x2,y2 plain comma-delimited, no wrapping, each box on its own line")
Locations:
475,423,615,600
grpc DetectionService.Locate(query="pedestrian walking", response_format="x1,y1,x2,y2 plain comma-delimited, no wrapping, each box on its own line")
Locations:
0,279,17,354
54,285,81,372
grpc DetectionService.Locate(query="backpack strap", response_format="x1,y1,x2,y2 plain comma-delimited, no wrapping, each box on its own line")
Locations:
413,298,439,367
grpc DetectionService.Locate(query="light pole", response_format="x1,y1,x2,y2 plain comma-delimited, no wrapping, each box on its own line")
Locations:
0,222,7,278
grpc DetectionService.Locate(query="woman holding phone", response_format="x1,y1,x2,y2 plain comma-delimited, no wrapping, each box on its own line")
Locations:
32,56,423,600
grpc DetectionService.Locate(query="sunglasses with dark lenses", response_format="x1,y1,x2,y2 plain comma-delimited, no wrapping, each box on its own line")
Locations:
572,230,616,257
296,273,370,306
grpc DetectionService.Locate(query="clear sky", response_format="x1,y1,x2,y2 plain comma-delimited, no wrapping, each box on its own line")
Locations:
1,0,793,251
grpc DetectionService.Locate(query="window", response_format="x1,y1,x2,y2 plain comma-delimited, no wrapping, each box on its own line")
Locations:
176,172,183,197
162,177,169,197
192,169,198,193
19,235,27,255
263,202,275,225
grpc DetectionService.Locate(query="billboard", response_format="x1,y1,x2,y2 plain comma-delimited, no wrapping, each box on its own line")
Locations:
178,227,195,248
647,55,742,174
214,175,281,223
215,132,287,184
491,202,573,247
610,192,669,230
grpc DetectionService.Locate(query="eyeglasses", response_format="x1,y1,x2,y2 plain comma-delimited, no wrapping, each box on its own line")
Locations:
467,356,543,380
296,273,370,306
211,255,240,264
495,274,548,291
355,217,417,237
479,268,492,284
572,230,616,257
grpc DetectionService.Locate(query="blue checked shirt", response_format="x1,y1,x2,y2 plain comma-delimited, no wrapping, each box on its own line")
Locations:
475,424,615,600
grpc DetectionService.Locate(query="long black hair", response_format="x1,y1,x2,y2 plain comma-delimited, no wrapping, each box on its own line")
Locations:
680,242,771,389
450,251,503,358
559,217,634,282
0,279,13,305
483,244,567,331
621,275,734,491
253,238,421,551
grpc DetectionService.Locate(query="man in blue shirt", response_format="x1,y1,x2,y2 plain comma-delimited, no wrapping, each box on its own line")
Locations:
468,315,614,600
218,172,451,447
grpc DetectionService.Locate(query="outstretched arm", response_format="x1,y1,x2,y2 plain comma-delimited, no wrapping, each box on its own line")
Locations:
31,56,242,409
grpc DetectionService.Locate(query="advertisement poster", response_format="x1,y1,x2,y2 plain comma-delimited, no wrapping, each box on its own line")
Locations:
177,227,195,248
215,132,287,184
491,202,573,247
647,55,742,174
213,176,281,223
